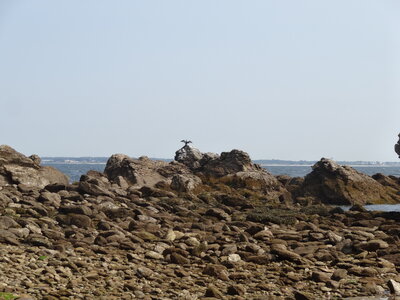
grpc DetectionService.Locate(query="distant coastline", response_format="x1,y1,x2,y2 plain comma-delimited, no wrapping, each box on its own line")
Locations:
42,157,400,166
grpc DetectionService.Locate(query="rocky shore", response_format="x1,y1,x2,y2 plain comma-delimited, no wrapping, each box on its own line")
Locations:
1,144,400,299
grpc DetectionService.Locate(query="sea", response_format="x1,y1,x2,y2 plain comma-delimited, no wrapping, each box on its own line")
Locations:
42,162,400,213
42,163,400,184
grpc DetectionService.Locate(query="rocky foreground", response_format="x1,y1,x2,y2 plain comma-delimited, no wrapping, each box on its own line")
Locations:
1,145,400,299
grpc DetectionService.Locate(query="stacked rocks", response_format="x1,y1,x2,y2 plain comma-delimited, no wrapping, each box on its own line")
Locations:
0,145,400,299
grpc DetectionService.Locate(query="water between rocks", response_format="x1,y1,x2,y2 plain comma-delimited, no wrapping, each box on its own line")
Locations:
340,204,400,212
43,163,400,213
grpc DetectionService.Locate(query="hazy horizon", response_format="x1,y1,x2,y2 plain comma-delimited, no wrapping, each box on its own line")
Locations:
1,1,400,161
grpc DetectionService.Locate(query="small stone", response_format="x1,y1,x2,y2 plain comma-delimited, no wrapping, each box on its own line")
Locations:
185,237,200,247
170,252,190,265
205,208,231,221
86,271,99,280
16,295,35,300
227,284,245,296
294,291,313,300
311,271,331,283
388,279,400,295
136,267,153,279
145,251,163,260
358,239,389,251
332,269,348,281
203,264,229,281
204,285,224,299
228,254,241,263
164,229,176,241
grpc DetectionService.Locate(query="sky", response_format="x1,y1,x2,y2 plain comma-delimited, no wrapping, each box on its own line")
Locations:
0,1,400,161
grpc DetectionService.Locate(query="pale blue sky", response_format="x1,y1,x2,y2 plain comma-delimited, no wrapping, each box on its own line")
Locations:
1,1,400,161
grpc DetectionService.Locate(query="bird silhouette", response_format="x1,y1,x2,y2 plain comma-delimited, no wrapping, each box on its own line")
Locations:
180,140,192,147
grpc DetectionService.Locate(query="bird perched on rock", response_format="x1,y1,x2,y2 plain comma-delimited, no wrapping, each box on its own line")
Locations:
395,133,400,158
180,140,192,147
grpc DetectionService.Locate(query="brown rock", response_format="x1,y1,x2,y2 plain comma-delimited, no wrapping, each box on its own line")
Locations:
170,252,190,265
302,158,400,205
311,271,332,283
388,279,400,295
270,244,302,263
0,145,69,188
203,264,229,281
332,269,348,281
204,284,225,299
294,291,313,300
227,285,245,296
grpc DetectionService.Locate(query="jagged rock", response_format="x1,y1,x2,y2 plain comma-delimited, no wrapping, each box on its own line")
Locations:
175,145,205,169
301,158,400,205
104,154,195,191
388,279,400,295
221,171,287,198
372,173,400,189
200,149,257,177
170,174,202,192
79,171,113,197
0,145,69,188
105,154,166,187
175,147,288,199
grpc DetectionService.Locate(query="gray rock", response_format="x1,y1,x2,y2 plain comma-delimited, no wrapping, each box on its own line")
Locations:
175,145,204,169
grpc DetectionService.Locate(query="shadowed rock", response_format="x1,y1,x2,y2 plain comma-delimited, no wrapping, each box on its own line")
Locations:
302,158,400,205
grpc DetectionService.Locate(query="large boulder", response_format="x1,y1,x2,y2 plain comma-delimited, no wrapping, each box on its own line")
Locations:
200,149,260,177
79,170,114,197
175,146,205,169
0,145,69,188
302,158,400,205
104,154,201,191
104,155,168,187
176,147,287,200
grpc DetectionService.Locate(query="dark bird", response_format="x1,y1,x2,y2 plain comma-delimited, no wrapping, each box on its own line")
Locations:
181,140,192,147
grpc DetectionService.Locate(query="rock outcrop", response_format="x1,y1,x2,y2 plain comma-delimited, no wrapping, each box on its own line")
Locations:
104,153,202,192
0,145,69,188
301,158,400,205
175,145,287,200
395,133,400,158
1,145,400,298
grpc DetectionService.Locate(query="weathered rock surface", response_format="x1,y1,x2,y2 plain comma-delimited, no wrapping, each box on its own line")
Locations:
1,145,400,299
0,145,69,188
176,145,287,201
300,158,400,205
104,153,202,193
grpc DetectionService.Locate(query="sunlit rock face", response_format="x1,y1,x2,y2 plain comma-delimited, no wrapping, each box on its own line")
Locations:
0,145,69,188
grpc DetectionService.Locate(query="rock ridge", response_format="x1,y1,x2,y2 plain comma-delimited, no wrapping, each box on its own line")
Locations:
0,145,400,298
